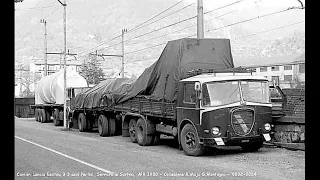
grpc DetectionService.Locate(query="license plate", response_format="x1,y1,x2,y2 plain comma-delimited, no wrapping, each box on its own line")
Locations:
241,139,249,143
263,133,271,141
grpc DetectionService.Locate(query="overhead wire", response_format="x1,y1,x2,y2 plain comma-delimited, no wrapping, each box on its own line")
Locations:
95,0,248,53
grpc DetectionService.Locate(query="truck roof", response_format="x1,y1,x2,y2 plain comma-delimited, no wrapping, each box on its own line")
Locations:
181,73,268,83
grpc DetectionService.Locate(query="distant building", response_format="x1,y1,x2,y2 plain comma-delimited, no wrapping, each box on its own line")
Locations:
30,59,82,76
243,54,305,88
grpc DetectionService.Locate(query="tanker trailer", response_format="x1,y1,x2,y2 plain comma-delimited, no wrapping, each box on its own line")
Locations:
31,67,88,126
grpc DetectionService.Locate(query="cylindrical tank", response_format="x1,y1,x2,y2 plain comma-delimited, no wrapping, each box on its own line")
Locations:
35,67,88,105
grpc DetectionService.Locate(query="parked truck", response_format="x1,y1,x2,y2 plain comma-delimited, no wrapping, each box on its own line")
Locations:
69,38,274,156
31,67,89,126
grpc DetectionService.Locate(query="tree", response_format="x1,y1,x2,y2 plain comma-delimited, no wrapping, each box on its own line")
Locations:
79,54,105,85
15,0,24,3
18,71,42,98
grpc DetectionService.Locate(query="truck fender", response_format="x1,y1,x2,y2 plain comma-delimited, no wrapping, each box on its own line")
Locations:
178,119,199,147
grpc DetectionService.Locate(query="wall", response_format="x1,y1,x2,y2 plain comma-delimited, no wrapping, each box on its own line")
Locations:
272,88,305,145
15,98,35,118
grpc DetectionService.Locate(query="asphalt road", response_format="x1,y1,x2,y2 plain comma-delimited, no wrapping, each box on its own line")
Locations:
15,117,305,180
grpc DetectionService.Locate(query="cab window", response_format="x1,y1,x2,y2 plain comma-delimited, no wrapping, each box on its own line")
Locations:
184,83,196,104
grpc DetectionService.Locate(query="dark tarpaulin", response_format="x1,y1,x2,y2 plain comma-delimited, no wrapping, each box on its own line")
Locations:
117,38,234,103
74,78,136,109
74,38,234,109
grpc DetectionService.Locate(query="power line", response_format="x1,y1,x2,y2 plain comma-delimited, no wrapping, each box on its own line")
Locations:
15,5,55,11
235,21,305,40
127,2,195,34
74,0,184,57
76,0,245,57
127,0,184,33
205,8,293,34
126,10,237,46
102,0,247,51
123,8,299,57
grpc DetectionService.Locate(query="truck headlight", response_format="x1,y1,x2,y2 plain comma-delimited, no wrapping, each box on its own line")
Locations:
264,123,271,131
212,127,220,135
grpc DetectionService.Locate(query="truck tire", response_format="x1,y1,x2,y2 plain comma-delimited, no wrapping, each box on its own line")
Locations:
180,124,204,156
109,118,116,136
129,119,137,143
35,109,39,122
53,109,61,126
40,109,47,123
98,114,109,136
78,113,88,132
45,109,51,122
136,118,154,146
240,141,263,152
152,133,160,145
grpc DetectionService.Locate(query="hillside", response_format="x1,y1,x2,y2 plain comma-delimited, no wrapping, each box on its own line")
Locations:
15,0,305,77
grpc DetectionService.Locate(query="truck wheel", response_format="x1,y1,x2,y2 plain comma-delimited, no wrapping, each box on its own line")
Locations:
98,114,109,136
35,109,39,122
78,113,88,132
180,124,204,156
152,133,161,145
53,109,61,126
40,109,47,123
240,141,263,152
136,118,154,146
129,119,137,143
45,109,51,122
109,118,116,136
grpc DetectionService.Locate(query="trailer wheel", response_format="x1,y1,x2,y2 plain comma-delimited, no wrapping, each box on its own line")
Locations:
136,118,154,146
78,113,88,132
40,109,47,123
35,109,39,122
240,141,263,152
53,109,61,126
45,109,51,122
98,114,109,136
129,119,137,143
180,124,204,156
109,118,116,136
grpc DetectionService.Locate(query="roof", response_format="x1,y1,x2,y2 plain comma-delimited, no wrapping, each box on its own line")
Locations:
181,73,268,83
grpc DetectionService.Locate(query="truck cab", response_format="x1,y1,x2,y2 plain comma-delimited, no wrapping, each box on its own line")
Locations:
177,71,272,156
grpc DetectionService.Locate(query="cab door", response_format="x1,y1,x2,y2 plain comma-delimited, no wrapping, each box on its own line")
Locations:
269,85,286,118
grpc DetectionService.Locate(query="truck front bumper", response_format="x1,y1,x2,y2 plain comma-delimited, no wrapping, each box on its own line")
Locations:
199,133,271,147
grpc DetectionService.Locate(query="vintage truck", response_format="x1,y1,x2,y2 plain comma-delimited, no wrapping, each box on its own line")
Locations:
69,38,274,156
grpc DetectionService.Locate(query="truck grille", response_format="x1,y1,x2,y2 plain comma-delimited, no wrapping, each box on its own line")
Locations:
231,108,254,136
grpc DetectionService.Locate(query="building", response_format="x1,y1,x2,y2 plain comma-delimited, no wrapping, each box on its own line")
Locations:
30,59,82,76
243,54,305,88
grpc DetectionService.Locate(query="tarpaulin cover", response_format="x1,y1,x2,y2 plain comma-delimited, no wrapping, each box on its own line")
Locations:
117,38,234,103
75,38,234,108
75,78,136,108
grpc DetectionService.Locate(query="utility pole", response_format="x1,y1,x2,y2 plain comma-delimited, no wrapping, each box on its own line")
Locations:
121,29,127,78
40,19,47,76
197,0,204,38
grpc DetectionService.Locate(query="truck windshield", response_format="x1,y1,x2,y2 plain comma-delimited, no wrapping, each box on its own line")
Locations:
241,81,270,104
202,81,240,107
202,80,269,107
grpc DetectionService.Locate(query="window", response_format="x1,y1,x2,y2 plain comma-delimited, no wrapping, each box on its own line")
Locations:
284,75,292,81
260,67,267,72
284,65,292,70
271,66,279,71
184,83,196,103
299,64,305,73
271,76,279,85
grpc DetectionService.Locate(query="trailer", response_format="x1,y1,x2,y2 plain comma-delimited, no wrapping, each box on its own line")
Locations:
69,38,274,156
31,67,89,126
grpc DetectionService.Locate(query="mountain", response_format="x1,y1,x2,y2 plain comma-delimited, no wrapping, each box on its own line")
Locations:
15,0,305,77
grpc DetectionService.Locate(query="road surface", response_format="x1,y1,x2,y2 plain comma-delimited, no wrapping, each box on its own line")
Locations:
15,117,305,180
